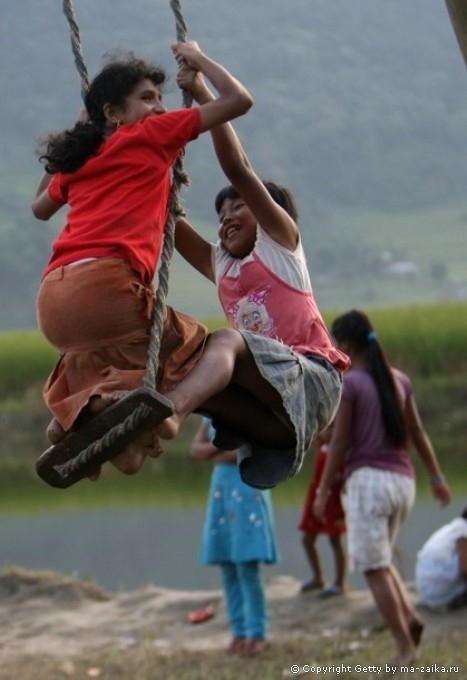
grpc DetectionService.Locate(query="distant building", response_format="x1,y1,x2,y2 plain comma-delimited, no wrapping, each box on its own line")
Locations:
383,261,419,279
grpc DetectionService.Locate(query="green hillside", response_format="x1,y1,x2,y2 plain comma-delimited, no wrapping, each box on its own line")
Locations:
2,0,467,327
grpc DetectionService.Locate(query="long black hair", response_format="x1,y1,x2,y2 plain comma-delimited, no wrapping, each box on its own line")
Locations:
331,309,407,448
214,180,299,222
38,53,166,174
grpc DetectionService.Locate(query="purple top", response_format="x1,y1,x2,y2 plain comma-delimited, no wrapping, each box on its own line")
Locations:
342,367,414,479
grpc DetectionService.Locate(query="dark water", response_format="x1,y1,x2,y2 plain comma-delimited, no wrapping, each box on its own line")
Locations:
0,498,463,592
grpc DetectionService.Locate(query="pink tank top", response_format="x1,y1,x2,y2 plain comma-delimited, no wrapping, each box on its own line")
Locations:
217,252,349,372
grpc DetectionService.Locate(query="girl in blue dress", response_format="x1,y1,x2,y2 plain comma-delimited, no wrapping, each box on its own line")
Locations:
191,416,279,655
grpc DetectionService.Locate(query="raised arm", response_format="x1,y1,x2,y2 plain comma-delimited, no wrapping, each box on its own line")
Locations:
176,63,298,251
174,216,215,283
171,41,252,132
190,418,237,463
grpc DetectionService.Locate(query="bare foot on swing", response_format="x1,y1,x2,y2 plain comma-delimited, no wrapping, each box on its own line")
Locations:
89,391,132,413
156,413,182,440
46,418,66,444
45,393,130,444
109,431,164,474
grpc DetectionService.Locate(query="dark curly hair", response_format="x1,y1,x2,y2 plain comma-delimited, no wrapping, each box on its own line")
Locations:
38,53,166,174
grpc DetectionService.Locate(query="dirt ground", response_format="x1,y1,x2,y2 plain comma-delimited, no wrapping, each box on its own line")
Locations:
0,566,465,665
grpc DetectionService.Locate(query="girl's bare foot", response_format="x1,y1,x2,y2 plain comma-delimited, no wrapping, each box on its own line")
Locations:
110,442,148,475
386,645,418,674
226,637,247,654
409,620,424,647
109,430,165,474
242,638,269,656
157,413,182,440
46,418,66,444
88,467,102,482
136,429,165,458
89,391,132,414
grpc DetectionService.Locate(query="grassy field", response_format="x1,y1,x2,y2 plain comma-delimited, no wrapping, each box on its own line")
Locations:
1,300,466,398
0,301,466,678
331,204,467,279
0,300,466,512
1,625,465,680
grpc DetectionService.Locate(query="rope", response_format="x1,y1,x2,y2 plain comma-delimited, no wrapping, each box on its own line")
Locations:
56,0,191,477
62,0,89,100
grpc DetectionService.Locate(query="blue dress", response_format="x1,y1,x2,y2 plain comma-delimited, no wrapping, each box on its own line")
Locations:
199,461,279,565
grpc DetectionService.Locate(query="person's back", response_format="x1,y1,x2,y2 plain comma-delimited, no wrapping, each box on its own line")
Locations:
341,366,414,478
45,111,201,286
313,309,451,668
32,40,253,479
416,510,467,609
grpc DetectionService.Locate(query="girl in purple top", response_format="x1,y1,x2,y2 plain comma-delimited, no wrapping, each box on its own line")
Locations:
313,309,451,670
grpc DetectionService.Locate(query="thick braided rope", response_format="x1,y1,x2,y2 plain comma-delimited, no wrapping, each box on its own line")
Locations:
145,0,192,389
62,0,89,100
56,0,191,477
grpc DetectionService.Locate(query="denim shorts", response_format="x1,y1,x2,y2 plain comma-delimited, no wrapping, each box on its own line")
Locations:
215,331,343,490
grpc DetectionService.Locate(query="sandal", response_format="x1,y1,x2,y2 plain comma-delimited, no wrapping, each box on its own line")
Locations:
300,579,325,593
319,584,343,597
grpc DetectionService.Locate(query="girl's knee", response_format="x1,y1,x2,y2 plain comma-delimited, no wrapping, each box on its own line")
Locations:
210,327,244,351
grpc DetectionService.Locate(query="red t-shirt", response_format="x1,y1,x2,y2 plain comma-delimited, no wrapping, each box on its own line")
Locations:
44,107,201,285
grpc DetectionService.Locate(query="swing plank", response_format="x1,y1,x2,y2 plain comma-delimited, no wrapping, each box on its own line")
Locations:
36,388,174,489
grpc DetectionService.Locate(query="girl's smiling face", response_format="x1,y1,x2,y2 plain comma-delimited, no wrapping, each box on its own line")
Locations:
109,79,167,125
218,197,257,258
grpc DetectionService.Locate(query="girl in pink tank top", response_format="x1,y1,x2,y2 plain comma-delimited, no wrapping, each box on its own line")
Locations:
155,65,349,489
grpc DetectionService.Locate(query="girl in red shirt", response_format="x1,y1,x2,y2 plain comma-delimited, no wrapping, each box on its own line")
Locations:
33,41,252,476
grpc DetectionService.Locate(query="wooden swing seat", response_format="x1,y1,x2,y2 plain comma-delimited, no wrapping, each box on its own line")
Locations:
36,388,173,489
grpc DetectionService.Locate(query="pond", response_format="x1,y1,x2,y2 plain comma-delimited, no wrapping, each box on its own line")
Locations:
0,497,463,593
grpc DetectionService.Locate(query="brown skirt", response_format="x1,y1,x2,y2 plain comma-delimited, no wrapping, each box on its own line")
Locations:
36,258,208,431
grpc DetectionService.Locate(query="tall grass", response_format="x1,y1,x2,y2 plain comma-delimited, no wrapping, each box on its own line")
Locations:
187,302,467,378
345,302,467,377
0,330,57,401
1,301,466,508
2,302,466,401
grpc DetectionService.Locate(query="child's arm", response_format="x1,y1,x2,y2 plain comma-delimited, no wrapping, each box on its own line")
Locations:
190,419,236,463
32,172,63,220
212,126,299,251
405,393,451,506
177,63,298,251
172,41,252,133
174,217,215,283
313,399,352,521
32,107,88,221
